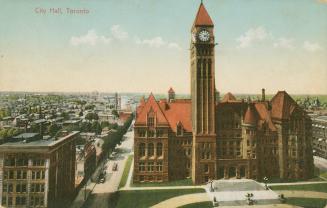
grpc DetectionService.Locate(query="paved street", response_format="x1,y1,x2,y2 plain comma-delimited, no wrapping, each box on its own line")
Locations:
82,124,134,208
314,156,327,172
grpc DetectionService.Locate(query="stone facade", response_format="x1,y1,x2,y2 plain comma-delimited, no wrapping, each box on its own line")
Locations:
133,3,314,185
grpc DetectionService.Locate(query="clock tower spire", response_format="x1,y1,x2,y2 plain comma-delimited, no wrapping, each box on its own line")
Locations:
191,2,217,184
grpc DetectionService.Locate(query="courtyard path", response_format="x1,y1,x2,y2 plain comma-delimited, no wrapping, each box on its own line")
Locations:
150,193,209,208
275,190,327,199
150,192,303,208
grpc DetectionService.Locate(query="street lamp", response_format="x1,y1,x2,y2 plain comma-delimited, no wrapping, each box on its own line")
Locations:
263,176,269,190
245,193,254,205
207,179,214,192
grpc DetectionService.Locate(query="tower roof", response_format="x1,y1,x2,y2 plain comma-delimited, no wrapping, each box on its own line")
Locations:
244,105,257,126
221,92,237,102
270,91,298,120
193,3,214,27
168,87,175,94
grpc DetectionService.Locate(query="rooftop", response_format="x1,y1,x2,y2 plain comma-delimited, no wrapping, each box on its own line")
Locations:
0,131,79,149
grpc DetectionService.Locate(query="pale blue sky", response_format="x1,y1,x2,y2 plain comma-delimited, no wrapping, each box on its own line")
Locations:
0,0,326,94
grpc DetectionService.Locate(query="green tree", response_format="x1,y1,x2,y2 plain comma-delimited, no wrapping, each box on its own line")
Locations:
91,121,102,135
85,112,99,121
101,121,110,128
112,110,119,118
48,123,61,137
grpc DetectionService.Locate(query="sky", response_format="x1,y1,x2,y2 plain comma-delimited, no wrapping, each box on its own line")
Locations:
0,0,326,94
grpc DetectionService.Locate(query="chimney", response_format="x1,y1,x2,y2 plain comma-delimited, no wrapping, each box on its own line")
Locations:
168,87,175,102
261,88,265,102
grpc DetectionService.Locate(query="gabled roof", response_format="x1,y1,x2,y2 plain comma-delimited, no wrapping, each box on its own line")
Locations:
135,94,192,133
135,93,169,125
193,3,214,27
254,103,277,131
159,100,192,132
221,92,237,103
270,91,297,120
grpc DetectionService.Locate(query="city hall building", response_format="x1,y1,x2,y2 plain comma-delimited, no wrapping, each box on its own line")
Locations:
133,3,314,184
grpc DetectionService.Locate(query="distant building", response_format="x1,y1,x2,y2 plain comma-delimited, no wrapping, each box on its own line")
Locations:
312,116,327,158
0,131,79,208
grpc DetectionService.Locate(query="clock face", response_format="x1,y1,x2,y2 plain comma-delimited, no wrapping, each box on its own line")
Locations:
198,30,210,42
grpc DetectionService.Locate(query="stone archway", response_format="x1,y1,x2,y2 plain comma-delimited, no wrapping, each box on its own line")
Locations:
228,167,236,178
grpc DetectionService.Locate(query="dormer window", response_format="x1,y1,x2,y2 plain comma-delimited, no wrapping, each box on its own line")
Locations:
147,108,155,127
177,122,183,136
148,117,154,127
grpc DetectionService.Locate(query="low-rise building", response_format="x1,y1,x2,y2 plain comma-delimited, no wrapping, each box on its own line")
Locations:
0,131,79,208
312,116,327,158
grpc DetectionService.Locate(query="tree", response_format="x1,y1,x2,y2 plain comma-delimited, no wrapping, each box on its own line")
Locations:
80,122,92,132
48,123,61,137
85,112,99,121
112,110,119,118
61,112,70,120
91,121,102,135
101,121,110,128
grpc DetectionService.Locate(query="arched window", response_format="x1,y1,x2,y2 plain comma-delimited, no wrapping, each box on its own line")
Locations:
139,143,145,157
148,143,154,156
157,143,163,156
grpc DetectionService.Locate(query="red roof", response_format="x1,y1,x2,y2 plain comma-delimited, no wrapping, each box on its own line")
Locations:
270,91,297,120
221,92,237,102
254,103,277,131
159,100,192,132
193,3,214,26
244,105,257,126
135,93,169,125
135,94,192,133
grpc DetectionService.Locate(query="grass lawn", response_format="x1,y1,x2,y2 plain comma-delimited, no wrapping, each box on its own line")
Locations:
320,171,327,179
131,178,193,187
270,183,327,193
286,197,327,208
115,188,205,208
178,201,212,208
118,155,133,188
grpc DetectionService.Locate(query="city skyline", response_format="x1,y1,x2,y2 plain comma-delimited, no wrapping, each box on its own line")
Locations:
0,0,326,94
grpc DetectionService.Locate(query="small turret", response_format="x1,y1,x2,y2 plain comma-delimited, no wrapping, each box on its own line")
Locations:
243,105,257,126
168,87,175,102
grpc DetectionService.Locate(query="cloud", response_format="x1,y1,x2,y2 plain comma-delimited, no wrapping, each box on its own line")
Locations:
135,36,181,50
273,38,295,49
236,27,269,48
110,25,128,40
303,41,323,52
70,30,111,46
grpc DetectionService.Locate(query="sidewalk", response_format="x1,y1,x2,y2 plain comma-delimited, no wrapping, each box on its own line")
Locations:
70,180,97,208
70,155,107,208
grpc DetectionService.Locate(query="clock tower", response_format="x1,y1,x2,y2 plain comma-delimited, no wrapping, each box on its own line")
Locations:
191,2,217,184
